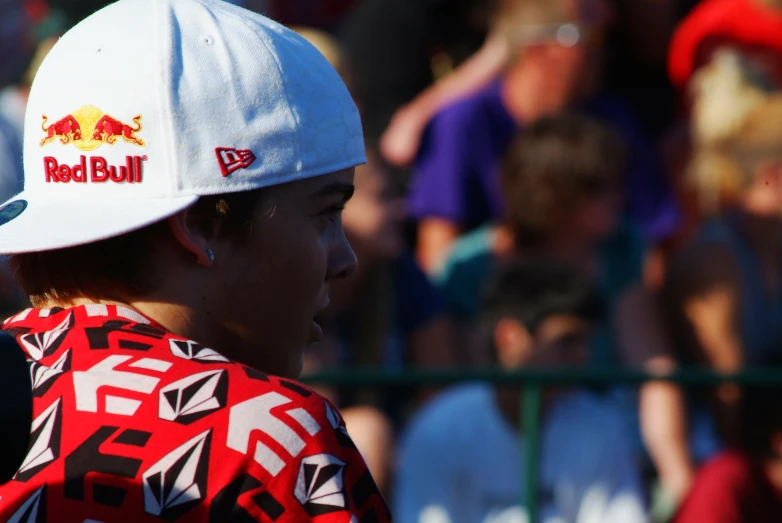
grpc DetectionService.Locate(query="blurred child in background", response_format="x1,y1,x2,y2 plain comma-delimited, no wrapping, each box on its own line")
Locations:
395,258,648,523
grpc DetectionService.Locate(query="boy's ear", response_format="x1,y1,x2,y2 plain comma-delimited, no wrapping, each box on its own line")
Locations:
494,318,534,368
167,210,215,268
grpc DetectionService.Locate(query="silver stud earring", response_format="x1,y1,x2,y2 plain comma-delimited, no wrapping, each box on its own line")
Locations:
206,249,215,262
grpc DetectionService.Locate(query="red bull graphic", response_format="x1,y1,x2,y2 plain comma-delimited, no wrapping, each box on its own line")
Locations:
92,114,145,146
43,155,147,184
40,115,83,146
39,105,146,151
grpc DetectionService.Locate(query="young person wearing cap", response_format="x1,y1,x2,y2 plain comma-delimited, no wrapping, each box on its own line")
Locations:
0,0,390,522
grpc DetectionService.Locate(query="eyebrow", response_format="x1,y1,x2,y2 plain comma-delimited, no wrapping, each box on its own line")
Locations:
313,182,355,203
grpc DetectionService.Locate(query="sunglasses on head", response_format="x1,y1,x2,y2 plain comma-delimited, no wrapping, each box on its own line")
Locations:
511,22,604,49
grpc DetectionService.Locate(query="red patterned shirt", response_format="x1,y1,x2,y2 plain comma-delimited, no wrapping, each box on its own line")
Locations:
0,305,391,523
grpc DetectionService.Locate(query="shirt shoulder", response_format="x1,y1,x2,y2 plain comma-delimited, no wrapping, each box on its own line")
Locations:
550,391,628,434
1,307,391,523
435,226,496,319
545,392,633,469
402,384,494,446
171,350,392,522
419,81,508,149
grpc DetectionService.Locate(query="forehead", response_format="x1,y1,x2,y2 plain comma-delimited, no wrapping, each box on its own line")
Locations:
570,0,609,25
268,168,356,198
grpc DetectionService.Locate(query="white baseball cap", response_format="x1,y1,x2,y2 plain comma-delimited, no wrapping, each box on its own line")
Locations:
0,0,365,254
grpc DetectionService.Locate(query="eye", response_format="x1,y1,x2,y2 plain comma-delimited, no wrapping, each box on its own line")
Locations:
317,204,346,227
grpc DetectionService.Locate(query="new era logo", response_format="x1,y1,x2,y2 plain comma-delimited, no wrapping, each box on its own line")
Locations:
215,147,256,177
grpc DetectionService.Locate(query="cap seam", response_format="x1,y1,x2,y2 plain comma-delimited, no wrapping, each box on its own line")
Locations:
197,0,305,172
156,0,179,196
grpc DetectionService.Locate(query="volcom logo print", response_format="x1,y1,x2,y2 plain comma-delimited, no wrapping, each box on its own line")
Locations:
159,369,228,424
20,312,73,360
15,398,62,482
142,430,211,519
169,339,229,363
294,453,348,516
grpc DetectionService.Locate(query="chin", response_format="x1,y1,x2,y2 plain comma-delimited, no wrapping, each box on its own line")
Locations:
290,358,305,380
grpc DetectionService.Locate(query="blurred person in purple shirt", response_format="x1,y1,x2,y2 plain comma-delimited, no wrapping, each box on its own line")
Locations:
409,0,680,275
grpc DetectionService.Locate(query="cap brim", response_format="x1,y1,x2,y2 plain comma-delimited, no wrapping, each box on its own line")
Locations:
0,193,200,254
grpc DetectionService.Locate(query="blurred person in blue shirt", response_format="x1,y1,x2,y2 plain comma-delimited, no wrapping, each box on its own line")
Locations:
395,258,649,523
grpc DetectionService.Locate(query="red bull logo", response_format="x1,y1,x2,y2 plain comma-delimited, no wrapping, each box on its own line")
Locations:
40,105,146,151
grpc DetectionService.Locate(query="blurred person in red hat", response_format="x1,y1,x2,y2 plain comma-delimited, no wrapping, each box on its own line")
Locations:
662,0,782,244
669,0,782,93
660,52,782,523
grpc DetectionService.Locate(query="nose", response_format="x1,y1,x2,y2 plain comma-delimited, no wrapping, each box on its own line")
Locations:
327,229,358,281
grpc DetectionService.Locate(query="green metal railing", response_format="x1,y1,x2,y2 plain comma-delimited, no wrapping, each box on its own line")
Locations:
303,367,782,522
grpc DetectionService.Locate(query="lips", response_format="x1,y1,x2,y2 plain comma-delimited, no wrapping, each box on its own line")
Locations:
309,319,324,344
308,297,330,344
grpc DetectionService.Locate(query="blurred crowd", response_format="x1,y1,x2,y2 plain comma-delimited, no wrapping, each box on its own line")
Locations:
3,0,782,521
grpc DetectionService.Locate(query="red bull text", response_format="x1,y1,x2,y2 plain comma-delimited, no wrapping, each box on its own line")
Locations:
44,155,146,183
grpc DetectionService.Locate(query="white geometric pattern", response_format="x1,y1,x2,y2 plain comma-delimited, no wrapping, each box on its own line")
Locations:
16,398,61,480
159,369,226,423
325,401,341,430
169,339,229,363
20,312,72,360
115,306,151,324
29,349,70,393
105,395,143,416
294,453,347,513
130,358,173,372
325,401,350,437
287,408,321,436
4,308,32,324
142,430,211,518
227,392,322,477
73,355,162,415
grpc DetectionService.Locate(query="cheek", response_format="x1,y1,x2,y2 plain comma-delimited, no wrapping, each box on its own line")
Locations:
262,219,329,301
228,218,329,349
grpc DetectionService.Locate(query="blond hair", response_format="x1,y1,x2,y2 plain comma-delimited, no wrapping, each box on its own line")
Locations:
687,48,782,212
290,26,347,79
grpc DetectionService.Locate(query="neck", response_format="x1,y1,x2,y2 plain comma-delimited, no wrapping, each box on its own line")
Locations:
39,288,239,359
498,224,599,271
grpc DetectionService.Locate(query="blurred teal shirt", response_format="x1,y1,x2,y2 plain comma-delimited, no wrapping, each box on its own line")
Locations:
435,223,646,367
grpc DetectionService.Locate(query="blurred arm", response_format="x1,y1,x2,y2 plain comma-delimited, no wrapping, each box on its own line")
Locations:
380,32,508,167
615,285,694,503
669,244,743,444
417,218,462,276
